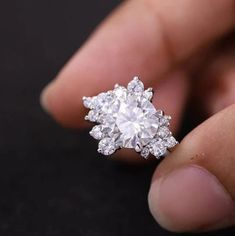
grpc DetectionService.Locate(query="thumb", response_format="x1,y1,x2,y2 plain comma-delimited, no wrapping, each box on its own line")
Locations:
148,104,235,232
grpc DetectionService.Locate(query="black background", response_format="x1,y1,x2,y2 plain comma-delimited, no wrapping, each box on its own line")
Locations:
0,0,234,235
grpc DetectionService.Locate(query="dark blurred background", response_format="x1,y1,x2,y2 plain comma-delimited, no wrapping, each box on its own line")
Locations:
0,1,234,235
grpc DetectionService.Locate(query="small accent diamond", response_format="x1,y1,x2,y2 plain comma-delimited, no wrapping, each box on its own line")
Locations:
165,136,178,149
141,147,150,159
158,126,171,138
159,115,171,126
127,76,144,93
85,110,99,122
150,139,167,159
89,125,104,140
143,88,154,100
82,96,92,108
98,138,116,155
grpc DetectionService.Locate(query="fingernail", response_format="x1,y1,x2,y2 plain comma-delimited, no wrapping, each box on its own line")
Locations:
148,165,235,232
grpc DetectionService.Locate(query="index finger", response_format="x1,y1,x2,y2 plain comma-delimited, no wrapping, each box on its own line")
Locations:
41,0,235,127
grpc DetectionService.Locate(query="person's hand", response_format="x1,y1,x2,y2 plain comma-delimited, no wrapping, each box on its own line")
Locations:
40,0,235,232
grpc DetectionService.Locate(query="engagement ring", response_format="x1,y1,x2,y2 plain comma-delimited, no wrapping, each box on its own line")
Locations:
83,76,178,159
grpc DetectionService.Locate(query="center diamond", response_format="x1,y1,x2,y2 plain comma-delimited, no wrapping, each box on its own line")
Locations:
116,97,159,148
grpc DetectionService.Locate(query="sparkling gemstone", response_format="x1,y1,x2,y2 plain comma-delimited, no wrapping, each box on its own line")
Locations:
85,110,99,122
115,97,158,148
89,125,104,140
141,147,150,159
83,96,92,108
143,88,153,100
159,115,171,126
165,136,178,148
98,138,116,155
94,92,110,109
155,110,164,117
150,139,167,159
157,126,171,138
114,86,127,98
127,76,144,93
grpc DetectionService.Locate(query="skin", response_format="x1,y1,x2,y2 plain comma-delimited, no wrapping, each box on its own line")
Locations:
40,0,235,232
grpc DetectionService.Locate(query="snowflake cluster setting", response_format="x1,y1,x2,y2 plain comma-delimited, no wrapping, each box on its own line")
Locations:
83,76,178,159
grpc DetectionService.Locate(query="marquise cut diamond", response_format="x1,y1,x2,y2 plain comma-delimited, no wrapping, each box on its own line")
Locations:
83,76,178,159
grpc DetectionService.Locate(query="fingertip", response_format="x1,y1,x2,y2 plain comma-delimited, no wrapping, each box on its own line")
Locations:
148,165,235,232
40,82,52,114
40,79,87,128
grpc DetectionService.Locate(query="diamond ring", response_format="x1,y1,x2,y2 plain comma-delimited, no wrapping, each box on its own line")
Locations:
83,76,178,159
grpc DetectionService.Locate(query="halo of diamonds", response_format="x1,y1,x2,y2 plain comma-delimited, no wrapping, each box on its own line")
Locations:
83,76,178,159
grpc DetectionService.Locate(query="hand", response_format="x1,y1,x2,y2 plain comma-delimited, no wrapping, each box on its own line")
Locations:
40,0,235,232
